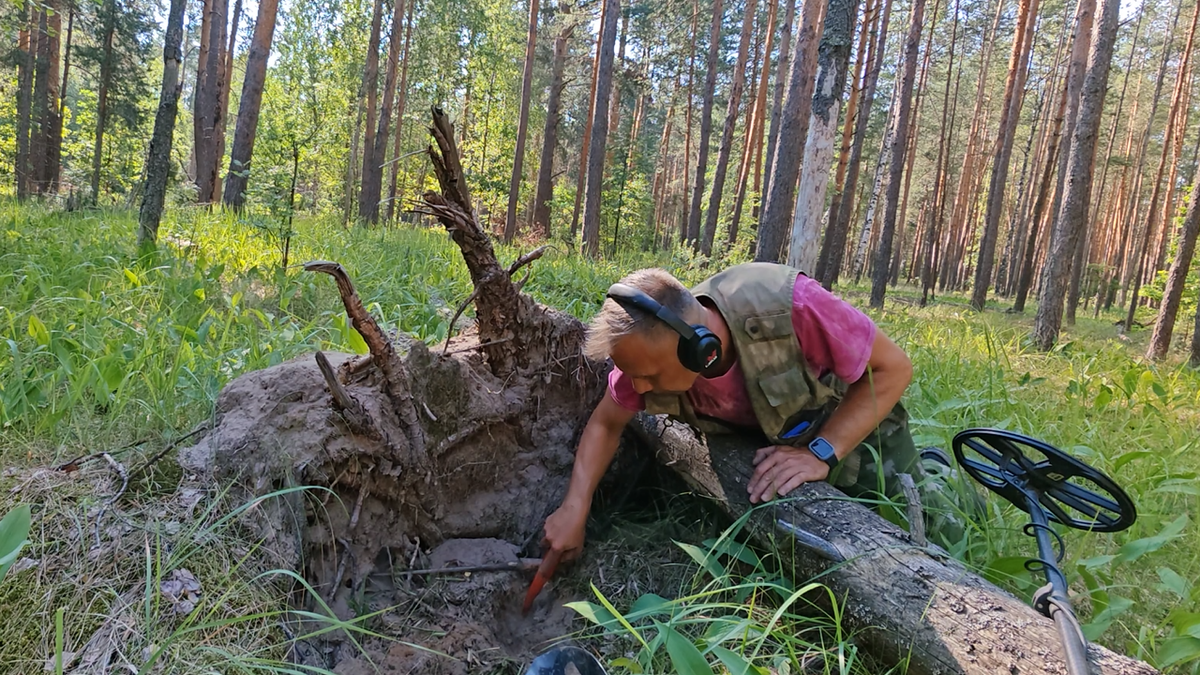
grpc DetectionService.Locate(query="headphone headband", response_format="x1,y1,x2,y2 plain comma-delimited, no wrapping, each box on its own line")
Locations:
605,283,697,339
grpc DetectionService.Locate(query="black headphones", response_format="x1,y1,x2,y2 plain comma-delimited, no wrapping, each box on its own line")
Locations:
605,283,723,373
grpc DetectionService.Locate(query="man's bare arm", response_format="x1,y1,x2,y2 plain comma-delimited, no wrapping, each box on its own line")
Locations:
819,329,914,461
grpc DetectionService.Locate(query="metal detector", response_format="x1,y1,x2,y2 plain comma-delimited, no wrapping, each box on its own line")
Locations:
522,645,608,675
953,429,1138,675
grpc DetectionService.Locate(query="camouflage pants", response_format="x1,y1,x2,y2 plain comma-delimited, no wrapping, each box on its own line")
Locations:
707,423,972,548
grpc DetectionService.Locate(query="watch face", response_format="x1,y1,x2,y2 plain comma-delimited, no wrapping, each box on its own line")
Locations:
810,438,836,461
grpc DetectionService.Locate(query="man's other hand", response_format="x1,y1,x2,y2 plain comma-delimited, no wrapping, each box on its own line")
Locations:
748,445,831,503
542,501,588,561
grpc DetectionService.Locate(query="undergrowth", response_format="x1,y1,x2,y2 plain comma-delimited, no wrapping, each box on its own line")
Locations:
1,201,1198,673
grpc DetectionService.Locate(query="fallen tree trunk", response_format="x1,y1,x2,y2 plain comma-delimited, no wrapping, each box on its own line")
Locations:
630,414,1160,675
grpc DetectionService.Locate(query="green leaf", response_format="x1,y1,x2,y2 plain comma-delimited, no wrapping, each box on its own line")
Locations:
1082,594,1133,640
1113,514,1189,565
701,537,761,567
1113,451,1154,472
565,601,621,632
610,657,643,673
658,622,713,675
1151,479,1200,496
1156,636,1200,668
711,646,762,675
629,593,674,620
982,556,1035,588
27,315,50,346
1158,568,1192,600
1078,554,1116,571
1093,386,1113,409
0,504,32,583
347,328,369,355
1122,369,1139,397
1170,611,1200,639
677,541,726,580
1151,382,1168,403
123,268,141,287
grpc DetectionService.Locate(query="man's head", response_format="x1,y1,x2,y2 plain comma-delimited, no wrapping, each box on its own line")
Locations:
584,269,712,395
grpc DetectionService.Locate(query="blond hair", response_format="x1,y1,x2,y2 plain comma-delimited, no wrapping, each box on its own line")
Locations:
584,269,705,361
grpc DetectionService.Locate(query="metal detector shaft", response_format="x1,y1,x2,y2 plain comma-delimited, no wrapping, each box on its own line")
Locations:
1027,493,1092,675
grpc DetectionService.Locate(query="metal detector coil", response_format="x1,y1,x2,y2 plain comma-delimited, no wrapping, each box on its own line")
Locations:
952,428,1138,675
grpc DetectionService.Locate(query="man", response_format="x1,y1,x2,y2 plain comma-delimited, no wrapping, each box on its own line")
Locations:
544,262,945,562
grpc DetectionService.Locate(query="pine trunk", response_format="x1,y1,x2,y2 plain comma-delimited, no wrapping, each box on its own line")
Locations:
581,0,621,256
755,0,828,261
816,0,894,285
223,0,281,209
867,0,924,307
679,0,699,244
212,0,241,204
31,0,63,196
1125,3,1196,330
920,0,959,305
1031,0,1120,350
821,0,874,275
729,0,777,246
138,0,188,249
570,0,609,237
1147,166,1200,359
788,0,860,271
762,0,799,211
355,0,385,222
700,0,757,254
504,0,541,241
533,25,573,239
91,0,117,202
16,4,34,201
969,0,1040,310
194,0,229,204
386,0,416,223
361,0,408,224
684,0,726,247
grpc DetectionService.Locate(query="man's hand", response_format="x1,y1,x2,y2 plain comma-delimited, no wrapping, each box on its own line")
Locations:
748,445,831,503
542,501,588,561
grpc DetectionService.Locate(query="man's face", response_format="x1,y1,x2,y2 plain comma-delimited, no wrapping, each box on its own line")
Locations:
610,331,700,395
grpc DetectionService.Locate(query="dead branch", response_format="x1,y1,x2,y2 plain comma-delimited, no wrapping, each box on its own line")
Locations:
130,425,212,478
304,261,426,464
401,559,542,576
93,453,129,549
316,351,377,437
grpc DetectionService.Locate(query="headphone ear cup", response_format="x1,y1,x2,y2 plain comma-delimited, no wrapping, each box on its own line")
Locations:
677,326,722,373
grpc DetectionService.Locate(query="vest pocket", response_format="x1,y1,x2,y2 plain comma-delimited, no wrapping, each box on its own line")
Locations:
757,367,815,409
744,312,794,341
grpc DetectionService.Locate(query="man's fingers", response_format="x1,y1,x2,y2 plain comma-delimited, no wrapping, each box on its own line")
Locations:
753,445,778,464
777,473,810,497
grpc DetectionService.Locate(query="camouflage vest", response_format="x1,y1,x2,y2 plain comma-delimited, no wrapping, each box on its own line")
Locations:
643,263,907,484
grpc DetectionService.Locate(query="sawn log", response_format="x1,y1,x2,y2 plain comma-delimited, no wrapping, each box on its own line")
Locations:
630,414,1159,675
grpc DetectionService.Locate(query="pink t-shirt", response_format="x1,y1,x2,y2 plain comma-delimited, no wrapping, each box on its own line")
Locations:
608,275,877,428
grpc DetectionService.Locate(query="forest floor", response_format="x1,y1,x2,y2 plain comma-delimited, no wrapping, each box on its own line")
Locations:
1,201,1198,674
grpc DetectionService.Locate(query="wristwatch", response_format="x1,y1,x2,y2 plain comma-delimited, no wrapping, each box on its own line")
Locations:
807,436,839,470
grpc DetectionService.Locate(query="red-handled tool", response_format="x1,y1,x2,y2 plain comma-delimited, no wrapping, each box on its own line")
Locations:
521,548,562,615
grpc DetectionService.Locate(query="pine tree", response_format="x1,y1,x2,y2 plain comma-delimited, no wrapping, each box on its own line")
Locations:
138,0,187,248
223,0,281,209
504,0,541,241
581,0,621,256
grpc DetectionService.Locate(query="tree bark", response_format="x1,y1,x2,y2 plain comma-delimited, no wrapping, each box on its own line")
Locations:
31,0,63,196
1032,0,1120,350
816,0,894,285
920,0,959,306
16,3,34,201
761,0,799,215
533,24,573,239
570,0,609,238
194,0,229,204
867,0,924,307
730,0,779,246
138,0,188,249
223,0,281,209
91,0,117,203
361,0,408,224
684,0,726,247
700,0,758,254
1125,2,1196,331
755,0,828,262
969,0,1040,311
355,0,385,222
212,0,241,204
788,0,859,272
1147,175,1200,359
385,0,416,223
504,0,541,242
581,0,621,257
1190,303,1200,367
679,0,699,245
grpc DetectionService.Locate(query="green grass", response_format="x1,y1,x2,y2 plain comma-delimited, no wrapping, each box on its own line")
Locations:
1,201,1199,673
